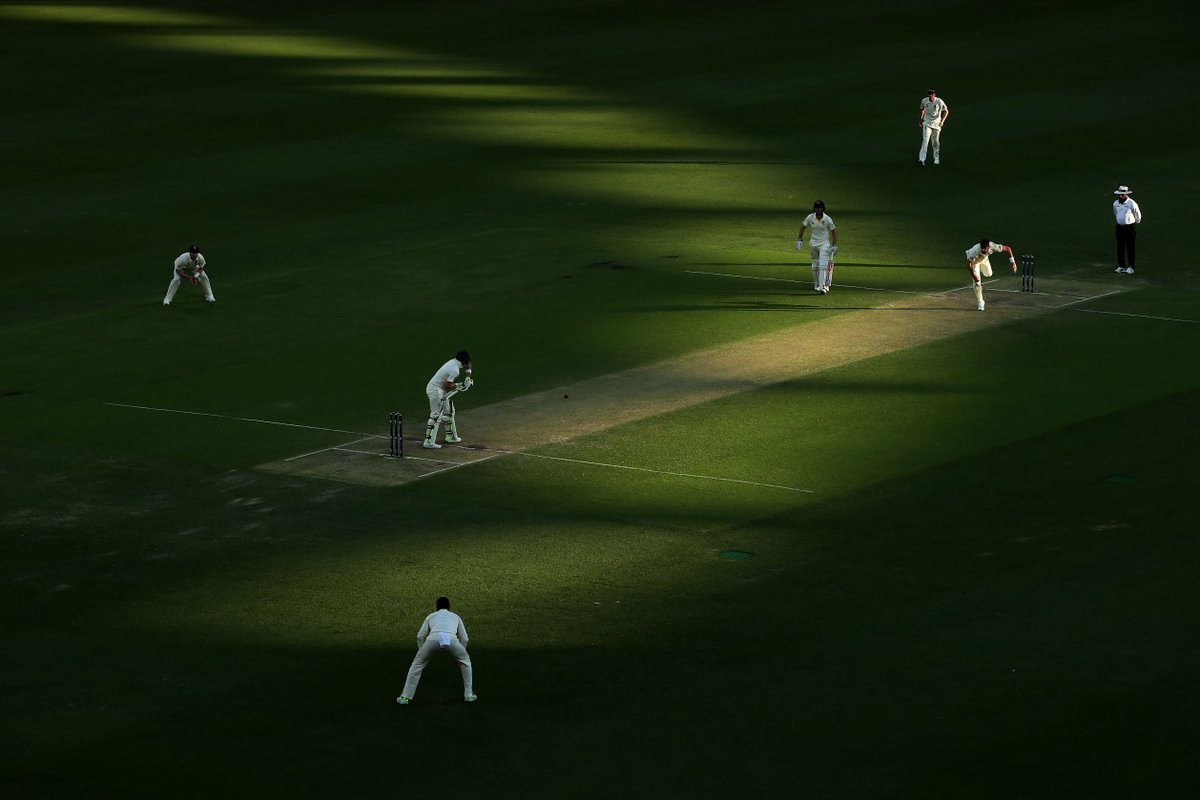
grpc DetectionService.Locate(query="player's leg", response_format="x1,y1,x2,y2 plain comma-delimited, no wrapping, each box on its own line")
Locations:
444,399,462,443
197,272,215,302
400,639,439,700
930,128,941,164
423,390,443,448
970,264,984,310
1126,225,1136,271
450,640,474,700
918,126,932,164
817,244,831,291
809,245,821,290
163,274,181,305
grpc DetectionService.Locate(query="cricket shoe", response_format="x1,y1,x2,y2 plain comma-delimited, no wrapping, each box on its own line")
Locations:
421,440,441,449
1125,267,1135,274
919,160,925,166
396,696,411,705
464,694,477,703
162,301,171,306
444,436,462,443
977,300,986,311
1114,266,1126,273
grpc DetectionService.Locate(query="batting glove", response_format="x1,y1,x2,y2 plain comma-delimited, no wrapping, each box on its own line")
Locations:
830,245,839,258
795,239,804,251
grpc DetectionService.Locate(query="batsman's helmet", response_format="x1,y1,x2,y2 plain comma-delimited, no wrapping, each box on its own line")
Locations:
813,200,825,210
188,243,199,254
436,596,451,610
456,350,471,365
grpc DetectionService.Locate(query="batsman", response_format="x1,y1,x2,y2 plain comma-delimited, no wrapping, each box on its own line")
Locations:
422,350,472,449
796,200,838,294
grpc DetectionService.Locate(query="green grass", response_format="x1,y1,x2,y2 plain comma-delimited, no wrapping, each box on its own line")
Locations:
2,1,1199,797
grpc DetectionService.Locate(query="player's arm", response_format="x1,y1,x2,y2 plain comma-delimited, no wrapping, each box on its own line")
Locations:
795,223,807,250
940,104,949,125
1002,245,1017,272
175,267,197,285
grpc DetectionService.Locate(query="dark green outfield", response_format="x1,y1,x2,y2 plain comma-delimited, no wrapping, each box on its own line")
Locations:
2,1,1198,797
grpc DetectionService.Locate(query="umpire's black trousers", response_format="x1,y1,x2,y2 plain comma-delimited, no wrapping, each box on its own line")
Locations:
1115,223,1137,269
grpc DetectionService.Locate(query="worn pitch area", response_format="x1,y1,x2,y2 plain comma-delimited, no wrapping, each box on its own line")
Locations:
259,281,1106,486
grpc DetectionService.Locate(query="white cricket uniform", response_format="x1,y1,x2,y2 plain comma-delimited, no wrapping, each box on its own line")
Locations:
965,241,1007,310
964,241,1005,280
163,251,215,303
426,358,463,419
401,609,474,700
918,96,948,164
801,212,837,289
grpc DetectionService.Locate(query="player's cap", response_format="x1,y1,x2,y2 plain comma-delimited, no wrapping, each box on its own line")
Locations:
455,350,471,365
926,88,937,94
1113,185,1132,195
188,243,199,254
812,200,825,210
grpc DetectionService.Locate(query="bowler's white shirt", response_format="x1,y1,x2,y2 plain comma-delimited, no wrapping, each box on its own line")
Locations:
965,241,1005,265
920,97,948,129
417,609,469,645
802,213,837,247
174,252,205,274
1113,198,1141,225
427,359,463,393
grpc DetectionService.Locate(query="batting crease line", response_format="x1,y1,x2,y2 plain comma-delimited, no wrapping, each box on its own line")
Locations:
688,269,1127,304
470,446,813,493
104,402,376,437
1072,307,1198,323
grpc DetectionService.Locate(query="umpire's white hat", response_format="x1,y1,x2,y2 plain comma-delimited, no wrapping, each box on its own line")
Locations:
1113,185,1132,195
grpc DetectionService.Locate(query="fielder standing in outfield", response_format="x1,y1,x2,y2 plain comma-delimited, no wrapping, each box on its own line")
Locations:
796,200,838,294
964,238,1017,311
163,244,215,305
1112,185,1142,274
397,596,476,705
918,88,949,166
423,350,472,449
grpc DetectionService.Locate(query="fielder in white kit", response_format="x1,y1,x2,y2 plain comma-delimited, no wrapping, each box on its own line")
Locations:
964,238,1016,311
796,200,838,294
163,244,215,305
396,596,476,704
918,88,949,166
423,350,472,449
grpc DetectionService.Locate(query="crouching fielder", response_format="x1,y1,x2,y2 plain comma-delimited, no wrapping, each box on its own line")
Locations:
163,244,215,305
965,238,1016,311
796,200,838,294
397,596,476,704
423,350,472,449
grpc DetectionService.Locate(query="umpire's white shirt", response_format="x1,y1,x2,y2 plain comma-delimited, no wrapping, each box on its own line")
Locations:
426,359,462,394
802,213,836,247
1113,198,1141,225
417,609,469,645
